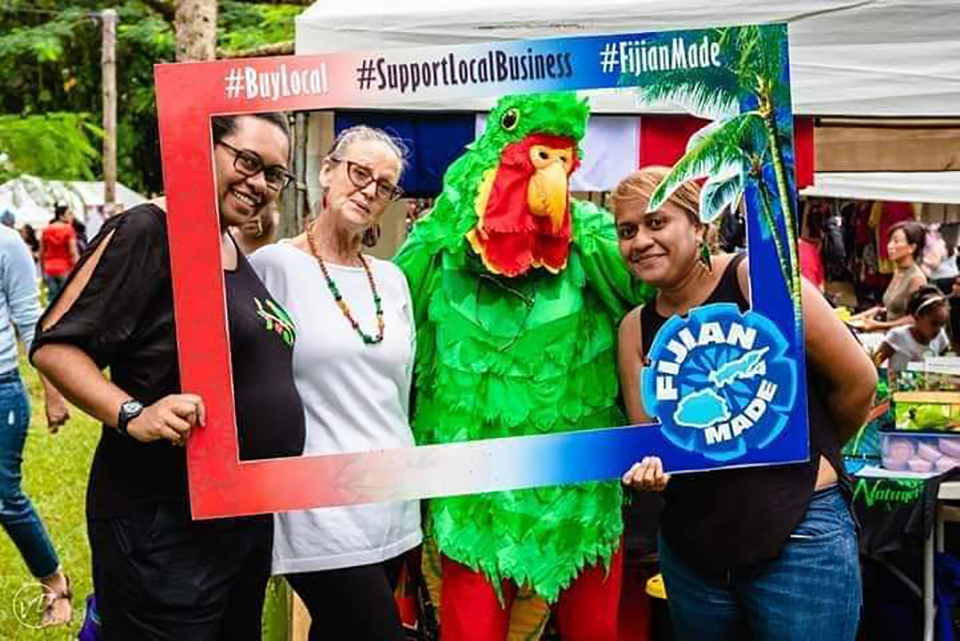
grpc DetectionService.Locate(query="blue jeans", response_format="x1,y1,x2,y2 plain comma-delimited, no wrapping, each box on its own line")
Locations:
43,275,67,302
660,485,861,641
0,370,60,578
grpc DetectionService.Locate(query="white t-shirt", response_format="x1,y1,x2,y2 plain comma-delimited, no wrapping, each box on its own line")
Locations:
250,242,421,574
883,325,950,373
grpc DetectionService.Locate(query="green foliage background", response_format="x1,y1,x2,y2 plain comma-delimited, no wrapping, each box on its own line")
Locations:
0,1,300,195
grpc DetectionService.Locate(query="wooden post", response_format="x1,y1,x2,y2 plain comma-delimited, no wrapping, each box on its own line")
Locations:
101,9,117,216
294,111,308,234
277,112,312,240
279,113,302,240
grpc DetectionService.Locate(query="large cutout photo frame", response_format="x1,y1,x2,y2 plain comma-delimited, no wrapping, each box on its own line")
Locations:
155,24,809,519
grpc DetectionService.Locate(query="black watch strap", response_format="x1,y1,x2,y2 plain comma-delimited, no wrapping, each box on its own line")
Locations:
117,399,144,436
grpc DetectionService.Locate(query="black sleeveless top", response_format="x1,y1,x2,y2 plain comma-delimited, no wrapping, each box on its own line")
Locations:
640,253,845,574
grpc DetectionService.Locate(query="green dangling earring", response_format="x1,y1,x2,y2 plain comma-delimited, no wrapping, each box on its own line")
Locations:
699,242,713,272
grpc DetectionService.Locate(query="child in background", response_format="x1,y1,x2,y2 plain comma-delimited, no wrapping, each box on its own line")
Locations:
874,285,950,383
948,275,960,354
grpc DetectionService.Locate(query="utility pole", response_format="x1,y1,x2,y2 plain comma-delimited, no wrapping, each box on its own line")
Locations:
102,9,117,216
279,113,308,240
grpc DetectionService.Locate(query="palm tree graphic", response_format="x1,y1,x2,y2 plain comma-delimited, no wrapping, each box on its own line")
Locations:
623,24,801,326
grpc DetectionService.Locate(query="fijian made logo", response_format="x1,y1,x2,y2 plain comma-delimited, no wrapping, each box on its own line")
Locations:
641,304,797,462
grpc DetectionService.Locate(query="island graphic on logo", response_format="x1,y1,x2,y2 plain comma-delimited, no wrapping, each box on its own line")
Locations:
641,304,798,462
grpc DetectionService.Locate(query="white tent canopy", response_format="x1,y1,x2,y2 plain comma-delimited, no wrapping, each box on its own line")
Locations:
296,0,960,117
0,175,147,229
69,181,147,211
801,172,960,205
297,1,960,203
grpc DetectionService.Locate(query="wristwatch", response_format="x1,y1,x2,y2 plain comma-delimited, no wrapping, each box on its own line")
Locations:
116,399,144,436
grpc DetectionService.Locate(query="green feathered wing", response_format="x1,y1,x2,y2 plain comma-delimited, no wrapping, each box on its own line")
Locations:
394,92,654,601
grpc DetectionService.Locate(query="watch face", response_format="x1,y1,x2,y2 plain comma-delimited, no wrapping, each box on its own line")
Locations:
121,400,143,416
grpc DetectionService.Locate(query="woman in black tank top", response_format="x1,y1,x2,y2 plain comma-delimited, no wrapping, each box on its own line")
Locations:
610,167,876,641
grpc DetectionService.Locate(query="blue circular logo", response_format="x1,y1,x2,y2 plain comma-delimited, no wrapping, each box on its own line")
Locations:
641,304,798,462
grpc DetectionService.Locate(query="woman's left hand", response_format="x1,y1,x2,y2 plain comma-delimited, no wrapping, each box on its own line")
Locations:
44,397,70,434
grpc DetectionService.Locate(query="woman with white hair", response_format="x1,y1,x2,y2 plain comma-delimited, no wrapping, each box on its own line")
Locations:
251,125,420,641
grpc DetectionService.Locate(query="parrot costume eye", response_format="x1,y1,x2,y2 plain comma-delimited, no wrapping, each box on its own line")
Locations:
500,108,520,131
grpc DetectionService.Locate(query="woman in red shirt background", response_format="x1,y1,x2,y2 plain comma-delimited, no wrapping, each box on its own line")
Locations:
40,204,79,301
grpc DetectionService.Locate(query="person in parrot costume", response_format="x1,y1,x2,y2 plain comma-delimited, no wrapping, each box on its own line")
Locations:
394,91,654,640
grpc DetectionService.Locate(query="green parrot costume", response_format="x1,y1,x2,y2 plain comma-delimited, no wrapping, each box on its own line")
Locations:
395,92,654,601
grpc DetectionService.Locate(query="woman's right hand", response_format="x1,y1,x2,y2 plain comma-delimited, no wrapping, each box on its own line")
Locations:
853,306,886,332
851,306,880,322
126,394,205,446
622,456,670,492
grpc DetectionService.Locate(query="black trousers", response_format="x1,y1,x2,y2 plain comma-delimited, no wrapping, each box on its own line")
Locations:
88,504,273,641
286,553,407,641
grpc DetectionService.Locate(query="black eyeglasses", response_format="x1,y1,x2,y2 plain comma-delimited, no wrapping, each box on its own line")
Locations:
217,141,294,192
336,158,404,202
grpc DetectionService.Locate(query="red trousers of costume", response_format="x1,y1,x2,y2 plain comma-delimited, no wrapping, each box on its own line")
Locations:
440,545,623,641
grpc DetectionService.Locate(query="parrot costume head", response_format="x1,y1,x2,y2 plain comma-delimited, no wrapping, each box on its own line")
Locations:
463,92,589,278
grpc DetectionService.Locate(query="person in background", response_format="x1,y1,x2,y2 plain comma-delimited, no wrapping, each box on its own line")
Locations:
857,220,927,332
404,198,417,233
31,112,304,639
0,222,72,626
949,276,960,354
615,166,875,641
19,224,41,277
718,205,746,253
1,209,16,228
231,200,280,256
39,204,79,301
922,223,958,294
72,219,89,255
874,285,951,385
251,125,419,641
799,199,826,292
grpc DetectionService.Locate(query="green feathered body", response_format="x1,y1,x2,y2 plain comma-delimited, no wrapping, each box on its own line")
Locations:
395,93,653,601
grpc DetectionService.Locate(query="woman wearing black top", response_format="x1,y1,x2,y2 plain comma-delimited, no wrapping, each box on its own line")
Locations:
31,112,305,639
614,167,876,641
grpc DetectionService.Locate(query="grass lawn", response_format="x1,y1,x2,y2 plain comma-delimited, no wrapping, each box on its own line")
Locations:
0,356,290,639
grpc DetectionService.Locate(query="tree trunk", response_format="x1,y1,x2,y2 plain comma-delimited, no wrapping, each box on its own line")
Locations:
174,0,218,62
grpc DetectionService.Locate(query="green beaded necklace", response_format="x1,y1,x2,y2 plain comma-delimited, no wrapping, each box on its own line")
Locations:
306,224,384,345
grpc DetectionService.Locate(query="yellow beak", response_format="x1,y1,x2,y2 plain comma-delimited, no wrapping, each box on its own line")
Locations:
527,144,573,234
